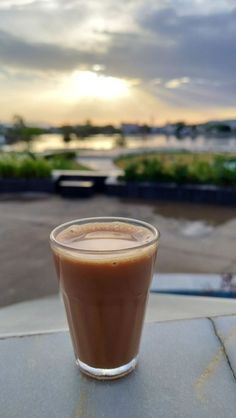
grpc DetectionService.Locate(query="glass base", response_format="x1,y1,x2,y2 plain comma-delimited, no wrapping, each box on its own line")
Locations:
76,356,138,380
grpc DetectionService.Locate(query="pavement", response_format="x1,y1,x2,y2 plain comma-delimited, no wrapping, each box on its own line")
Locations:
2,316,236,417
0,194,236,307
77,155,122,172
2,282,236,338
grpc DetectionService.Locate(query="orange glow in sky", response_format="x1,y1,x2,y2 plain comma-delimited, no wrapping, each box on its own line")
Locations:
0,0,235,125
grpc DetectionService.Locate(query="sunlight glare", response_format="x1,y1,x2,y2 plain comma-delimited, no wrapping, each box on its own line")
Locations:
62,71,130,101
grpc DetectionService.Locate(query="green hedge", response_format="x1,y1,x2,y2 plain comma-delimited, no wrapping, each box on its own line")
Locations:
0,154,81,178
122,155,236,187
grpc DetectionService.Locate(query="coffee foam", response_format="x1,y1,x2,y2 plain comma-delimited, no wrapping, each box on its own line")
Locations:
56,222,154,247
52,221,157,264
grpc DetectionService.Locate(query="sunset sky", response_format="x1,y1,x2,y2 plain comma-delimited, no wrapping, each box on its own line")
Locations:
0,0,236,125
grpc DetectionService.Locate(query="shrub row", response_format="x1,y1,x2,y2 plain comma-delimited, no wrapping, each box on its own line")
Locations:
0,154,79,178
122,155,236,186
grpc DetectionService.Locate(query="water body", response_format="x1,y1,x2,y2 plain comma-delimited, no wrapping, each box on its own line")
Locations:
4,133,236,154
153,200,236,237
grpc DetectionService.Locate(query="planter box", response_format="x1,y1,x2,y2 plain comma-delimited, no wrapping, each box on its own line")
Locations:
58,180,95,198
105,178,236,206
53,170,110,193
0,178,54,194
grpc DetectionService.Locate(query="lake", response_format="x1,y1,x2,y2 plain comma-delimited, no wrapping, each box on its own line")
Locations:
3,133,236,154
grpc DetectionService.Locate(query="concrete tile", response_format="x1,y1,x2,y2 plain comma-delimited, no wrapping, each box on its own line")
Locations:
147,293,236,322
212,315,236,377
1,320,236,418
2,291,236,337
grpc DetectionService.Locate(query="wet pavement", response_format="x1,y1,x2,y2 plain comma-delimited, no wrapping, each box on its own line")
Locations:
0,195,236,307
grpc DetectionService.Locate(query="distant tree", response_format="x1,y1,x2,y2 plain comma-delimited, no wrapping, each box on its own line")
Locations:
116,134,126,148
189,124,198,138
85,119,92,127
206,123,231,134
61,125,73,145
216,124,231,133
175,121,186,138
8,115,42,150
75,120,97,138
175,121,186,128
140,124,151,135
102,125,111,134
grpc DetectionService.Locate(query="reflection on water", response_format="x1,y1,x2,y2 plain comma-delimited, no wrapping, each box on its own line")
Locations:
4,133,236,153
153,201,236,226
153,200,236,237
119,199,236,238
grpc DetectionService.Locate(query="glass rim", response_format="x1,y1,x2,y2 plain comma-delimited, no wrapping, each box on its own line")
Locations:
50,216,160,255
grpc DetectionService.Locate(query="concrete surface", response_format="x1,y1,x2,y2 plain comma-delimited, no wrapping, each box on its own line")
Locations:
2,273,236,337
1,316,236,418
0,195,236,307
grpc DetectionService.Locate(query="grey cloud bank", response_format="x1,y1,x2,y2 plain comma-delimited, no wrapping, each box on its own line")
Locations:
0,29,97,71
0,0,236,110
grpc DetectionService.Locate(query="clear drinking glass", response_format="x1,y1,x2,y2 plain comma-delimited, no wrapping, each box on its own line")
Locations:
50,217,159,380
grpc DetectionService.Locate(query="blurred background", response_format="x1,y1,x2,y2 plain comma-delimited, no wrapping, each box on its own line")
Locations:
0,0,236,314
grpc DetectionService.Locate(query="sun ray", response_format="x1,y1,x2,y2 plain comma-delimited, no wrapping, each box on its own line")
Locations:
60,71,130,102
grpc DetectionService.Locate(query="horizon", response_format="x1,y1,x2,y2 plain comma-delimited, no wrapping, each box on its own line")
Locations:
2,115,236,129
0,0,236,124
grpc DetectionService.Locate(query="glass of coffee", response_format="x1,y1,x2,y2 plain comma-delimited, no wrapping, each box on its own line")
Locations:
50,217,159,380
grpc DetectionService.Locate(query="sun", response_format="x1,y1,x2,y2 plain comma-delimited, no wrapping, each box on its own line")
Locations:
61,71,130,101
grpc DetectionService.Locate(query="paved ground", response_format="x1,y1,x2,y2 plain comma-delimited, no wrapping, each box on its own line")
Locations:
1,194,236,307
2,290,236,337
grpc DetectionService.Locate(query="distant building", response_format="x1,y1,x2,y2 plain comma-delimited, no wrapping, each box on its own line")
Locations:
121,123,140,135
163,124,176,135
0,135,6,145
150,126,164,134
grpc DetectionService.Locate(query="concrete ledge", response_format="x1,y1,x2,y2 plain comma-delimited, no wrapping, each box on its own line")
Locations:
105,178,236,206
1,316,236,417
2,274,236,338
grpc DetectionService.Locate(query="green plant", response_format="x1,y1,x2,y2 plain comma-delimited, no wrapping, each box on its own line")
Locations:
141,158,165,181
0,155,51,178
120,153,236,187
49,154,82,170
0,153,88,179
213,156,236,186
189,161,214,184
0,156,19,178
171,163,189,184
45,151,77,161
123,161,140,181
19,158,51,178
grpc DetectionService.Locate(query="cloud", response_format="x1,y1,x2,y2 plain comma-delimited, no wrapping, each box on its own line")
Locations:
135,6,236,81
0,0,236,121
94,5,236,108
0,29,99,71
1,1,235,83
165,78,190,89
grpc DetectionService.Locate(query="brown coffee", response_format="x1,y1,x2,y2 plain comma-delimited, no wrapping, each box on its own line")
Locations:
51,220,158,374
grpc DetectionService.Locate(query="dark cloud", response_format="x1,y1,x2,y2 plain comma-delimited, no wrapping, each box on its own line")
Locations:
0,1,236,109
134,7,236,80
1,4,236,84
98,7,236,81
0,29,98,71
147,80,236,108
